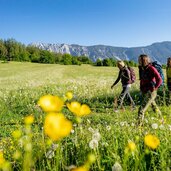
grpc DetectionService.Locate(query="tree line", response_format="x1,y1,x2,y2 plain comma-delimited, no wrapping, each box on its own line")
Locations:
0,38,138,67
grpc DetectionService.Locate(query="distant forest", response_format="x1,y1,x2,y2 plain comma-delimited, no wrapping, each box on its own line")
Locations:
0,38,138,67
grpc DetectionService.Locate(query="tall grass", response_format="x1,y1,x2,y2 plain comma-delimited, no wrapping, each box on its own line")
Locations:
0,62,171,171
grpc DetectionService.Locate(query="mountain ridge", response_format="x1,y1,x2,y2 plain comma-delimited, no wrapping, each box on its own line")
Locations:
30,41,171,64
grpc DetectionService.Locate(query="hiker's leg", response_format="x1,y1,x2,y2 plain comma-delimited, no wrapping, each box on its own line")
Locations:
127,89,135,107
151,100,162,116
117,86,128,108
138,91,157,125
138,93,148,125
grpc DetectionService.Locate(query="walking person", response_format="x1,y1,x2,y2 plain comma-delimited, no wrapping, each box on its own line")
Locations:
166,57,171,105
111,60,135,111
138,54,162,126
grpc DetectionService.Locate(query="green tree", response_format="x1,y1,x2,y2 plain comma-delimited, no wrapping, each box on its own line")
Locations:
0,40,8,61
78,56,93,64
62,54,72,65
72,57,81,65
4,38,21,61
103,58,112,66
27,46,40,63
53,53,63,63
39,50,55,63
96,58,103,66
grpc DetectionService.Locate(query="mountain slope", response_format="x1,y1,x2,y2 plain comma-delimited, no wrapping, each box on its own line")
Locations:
31,41,171,64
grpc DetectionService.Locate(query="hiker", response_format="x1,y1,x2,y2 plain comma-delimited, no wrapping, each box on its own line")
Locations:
138,54,162,126
166,57,171,104
111,60,135,111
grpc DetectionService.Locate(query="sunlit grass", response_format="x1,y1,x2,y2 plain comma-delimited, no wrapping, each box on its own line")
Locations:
0,62,171,171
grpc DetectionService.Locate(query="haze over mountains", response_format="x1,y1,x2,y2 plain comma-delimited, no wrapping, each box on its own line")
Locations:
31,41,171,64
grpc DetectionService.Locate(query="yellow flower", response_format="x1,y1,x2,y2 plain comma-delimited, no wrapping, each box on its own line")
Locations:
87,153,96,164
12,130,22,139
67,102,91,117
24,115,34,125
65,91,73,100
67,101,81,115
127,141,136,151
80,104,91,116
144,134,160,149
44,113,72,141
38,95,64,112
13,150,21,160
0,151,5,165
72,166,88,171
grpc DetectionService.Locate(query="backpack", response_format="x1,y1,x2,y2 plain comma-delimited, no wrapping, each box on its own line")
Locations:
127,66,136,84
151,61,164,86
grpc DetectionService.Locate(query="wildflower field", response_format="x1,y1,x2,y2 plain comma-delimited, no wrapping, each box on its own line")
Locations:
0,62,171,171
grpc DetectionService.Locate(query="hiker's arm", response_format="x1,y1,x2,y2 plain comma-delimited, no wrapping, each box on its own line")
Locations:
111,71,121,89
153,67,162,90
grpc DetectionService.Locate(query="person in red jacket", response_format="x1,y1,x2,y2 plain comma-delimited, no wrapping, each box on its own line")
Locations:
138,54,162,126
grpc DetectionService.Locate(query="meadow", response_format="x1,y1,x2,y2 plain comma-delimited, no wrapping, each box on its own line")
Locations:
0,62,171,171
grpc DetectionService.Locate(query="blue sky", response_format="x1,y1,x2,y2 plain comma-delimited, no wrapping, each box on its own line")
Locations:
1,0,171,47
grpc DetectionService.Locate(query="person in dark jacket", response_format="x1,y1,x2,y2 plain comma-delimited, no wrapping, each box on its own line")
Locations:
111,60,135,111
138,54,162,126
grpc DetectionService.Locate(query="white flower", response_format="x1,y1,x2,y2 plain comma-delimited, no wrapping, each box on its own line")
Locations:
89,139,98,149
112,162,122,171
120,121,128,127
106,126,111,131
88,127,94,133
92,132,101,141
45,143,58,159
131,123,135,127
159,124,165,130
151,123,158,129
46,150,55,159
168,125,171,131
120,122,125,127
71,129,75,134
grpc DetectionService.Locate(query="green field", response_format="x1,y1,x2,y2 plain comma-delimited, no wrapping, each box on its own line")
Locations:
0,62,171,171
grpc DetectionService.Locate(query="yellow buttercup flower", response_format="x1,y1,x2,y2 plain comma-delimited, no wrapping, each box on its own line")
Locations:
65,91,73,100
24,115,34,125
44,113,72,141
127,141,136,151
87,153,96,164
144,134,160,149
0,151,5,165
80,104,91,116
38,95,64,112
72,166,88,171
67,102,91,117
67,101,81,115
12,130,22,139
